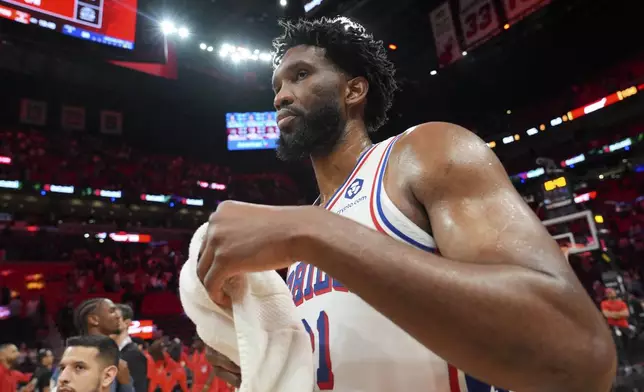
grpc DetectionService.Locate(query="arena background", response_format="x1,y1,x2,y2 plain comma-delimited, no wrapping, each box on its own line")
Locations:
0,0,643,391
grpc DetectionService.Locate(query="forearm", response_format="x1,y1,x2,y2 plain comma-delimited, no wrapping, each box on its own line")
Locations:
297,209,614,391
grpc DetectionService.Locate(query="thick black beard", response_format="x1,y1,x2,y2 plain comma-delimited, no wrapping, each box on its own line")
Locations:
276,101,346,162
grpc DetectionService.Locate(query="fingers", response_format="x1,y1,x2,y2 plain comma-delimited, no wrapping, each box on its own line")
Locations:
205,347,240,373
205,347,242,386
197,217,217,282
196,219,232,307
213,367,242,387
204,261,232,307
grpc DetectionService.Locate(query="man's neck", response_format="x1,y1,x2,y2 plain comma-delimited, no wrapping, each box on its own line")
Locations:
88,329,106,337
311,121,372,205
0,359,10,370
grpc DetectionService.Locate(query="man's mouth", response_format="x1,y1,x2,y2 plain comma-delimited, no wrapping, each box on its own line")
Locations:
277,115,296,130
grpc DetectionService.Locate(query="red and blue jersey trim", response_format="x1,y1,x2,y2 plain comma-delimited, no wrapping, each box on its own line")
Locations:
325,143,379,211
449,365,510,392
369,136,436,253
368,136,505,392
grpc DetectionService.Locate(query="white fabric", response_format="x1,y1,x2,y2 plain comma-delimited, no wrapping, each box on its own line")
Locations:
179,223,314,392
119,336,133,351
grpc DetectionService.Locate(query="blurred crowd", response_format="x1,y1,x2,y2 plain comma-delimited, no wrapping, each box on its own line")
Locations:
1,300,235,392
0,129,302,207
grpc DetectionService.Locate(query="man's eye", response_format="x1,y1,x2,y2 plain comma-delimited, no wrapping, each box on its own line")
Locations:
297,70,308,80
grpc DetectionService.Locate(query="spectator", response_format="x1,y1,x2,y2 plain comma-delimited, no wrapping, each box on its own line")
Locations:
601,288,632,365
55,336,120,392
113,304,148,392
51,299,133,392
29,349,54,392
601,288,630,329
10,295,22,319
165,339,189,392
0,343,32,392
146,339,169,392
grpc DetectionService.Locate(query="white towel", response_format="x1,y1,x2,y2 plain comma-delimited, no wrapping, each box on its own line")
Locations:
179,223,314,392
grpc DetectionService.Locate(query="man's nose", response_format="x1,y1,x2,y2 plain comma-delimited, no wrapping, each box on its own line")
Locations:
273,89,294,111
57,369,71,385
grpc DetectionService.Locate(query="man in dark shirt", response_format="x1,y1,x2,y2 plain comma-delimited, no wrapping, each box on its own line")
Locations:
51,298,134,392
30,349,54,392
114,304,148,392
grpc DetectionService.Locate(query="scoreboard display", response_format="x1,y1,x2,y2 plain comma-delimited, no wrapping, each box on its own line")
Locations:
0,0,137,50
226,111,280,151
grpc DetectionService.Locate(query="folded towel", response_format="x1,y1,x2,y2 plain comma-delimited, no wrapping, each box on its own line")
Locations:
179,223,314,392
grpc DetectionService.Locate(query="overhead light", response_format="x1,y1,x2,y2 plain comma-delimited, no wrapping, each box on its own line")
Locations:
430,70,437,76
462,51,468,56
526,128,538,136
160,20,176,35
506,109,512,114
504,24,510,30
199,43,207,50
280,0,287,6
207,46,213,52
178,27,190,39
388,44,397,50
259,52,273,62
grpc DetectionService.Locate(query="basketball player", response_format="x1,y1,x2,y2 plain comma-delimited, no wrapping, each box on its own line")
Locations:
196,17,615,391
56,336,120,392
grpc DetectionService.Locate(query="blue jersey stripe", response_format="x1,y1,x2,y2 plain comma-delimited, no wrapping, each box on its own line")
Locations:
374,136,436,253
465,373,509,392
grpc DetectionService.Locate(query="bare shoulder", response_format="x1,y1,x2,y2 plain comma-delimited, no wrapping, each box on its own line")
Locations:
391,122,505,196
396,122,492,163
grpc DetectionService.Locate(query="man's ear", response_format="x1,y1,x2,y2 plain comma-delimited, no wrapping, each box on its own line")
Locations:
102,365,118,387
88,314,100,328
345,76,369,107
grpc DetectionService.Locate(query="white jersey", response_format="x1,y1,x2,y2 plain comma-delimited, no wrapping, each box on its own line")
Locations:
287,133,508,392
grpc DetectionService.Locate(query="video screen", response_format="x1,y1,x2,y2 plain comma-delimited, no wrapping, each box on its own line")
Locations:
227,111,280,151
0,0,138,50
128,320,156,340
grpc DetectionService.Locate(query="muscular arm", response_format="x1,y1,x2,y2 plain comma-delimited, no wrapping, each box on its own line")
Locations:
294,123,615,391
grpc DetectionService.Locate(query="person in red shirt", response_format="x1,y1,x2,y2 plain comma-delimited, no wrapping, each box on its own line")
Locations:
146,339,169,392
601,288,631,364
0,343,32,392
601,288,630,328
184,338,210,392
183,338,232,392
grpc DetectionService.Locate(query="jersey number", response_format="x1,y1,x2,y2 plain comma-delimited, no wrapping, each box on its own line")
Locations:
302,311,334,390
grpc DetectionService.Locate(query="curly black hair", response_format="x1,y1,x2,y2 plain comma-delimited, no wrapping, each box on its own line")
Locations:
273,17,397,132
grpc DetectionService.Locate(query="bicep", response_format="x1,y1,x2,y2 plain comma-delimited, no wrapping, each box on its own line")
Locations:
409,124,568,276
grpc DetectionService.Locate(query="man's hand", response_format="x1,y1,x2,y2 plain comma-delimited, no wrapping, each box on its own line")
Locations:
205,346,241,388
116,359,131,385
197,200,303,306
18,382,35,392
